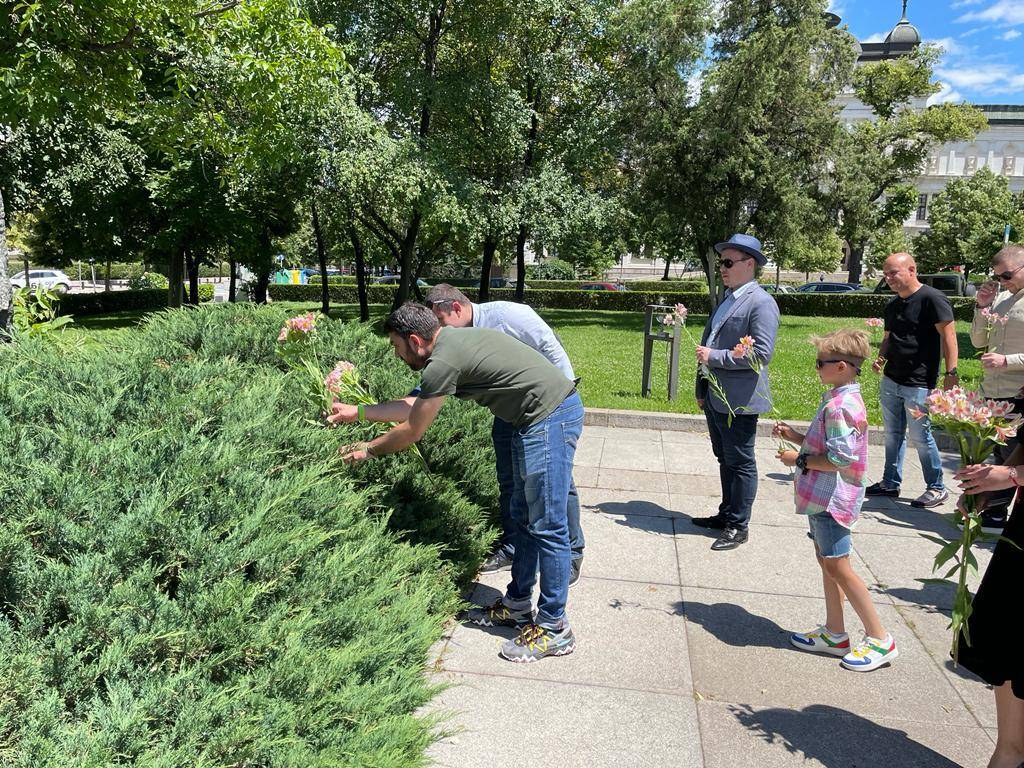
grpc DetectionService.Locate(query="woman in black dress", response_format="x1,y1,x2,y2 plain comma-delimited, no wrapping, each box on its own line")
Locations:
956,455,1024,768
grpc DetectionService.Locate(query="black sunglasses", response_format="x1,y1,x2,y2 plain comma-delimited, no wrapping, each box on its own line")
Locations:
816,358,861,374
992,264,1024,281
718,256,752,269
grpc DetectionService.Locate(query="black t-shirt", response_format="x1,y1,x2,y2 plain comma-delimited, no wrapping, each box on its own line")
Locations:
883,285,955,389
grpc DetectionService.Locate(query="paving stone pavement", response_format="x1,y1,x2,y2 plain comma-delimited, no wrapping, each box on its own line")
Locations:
425,425,997,768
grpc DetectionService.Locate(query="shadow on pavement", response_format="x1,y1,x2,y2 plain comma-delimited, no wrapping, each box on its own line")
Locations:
677,600,791,649
729,703,965,767
455,583,519,640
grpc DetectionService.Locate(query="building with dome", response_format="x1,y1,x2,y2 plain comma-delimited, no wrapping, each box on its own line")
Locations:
835,1,1024,241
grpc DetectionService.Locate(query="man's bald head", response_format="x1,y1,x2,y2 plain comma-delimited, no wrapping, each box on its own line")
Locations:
882,252,920,297
883,252,916,273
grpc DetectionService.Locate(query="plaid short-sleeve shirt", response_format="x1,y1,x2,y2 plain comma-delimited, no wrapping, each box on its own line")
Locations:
794,383,869,528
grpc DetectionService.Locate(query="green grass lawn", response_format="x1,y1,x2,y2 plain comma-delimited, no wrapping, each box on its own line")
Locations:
71,301,983,426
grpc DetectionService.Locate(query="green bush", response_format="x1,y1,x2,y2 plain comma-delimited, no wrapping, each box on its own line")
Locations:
0,304,496,765
526,258,575,280
55,287,215,316
269,282,975,320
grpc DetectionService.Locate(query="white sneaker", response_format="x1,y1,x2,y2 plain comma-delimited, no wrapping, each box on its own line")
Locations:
841,634,898,672
790,625,851,657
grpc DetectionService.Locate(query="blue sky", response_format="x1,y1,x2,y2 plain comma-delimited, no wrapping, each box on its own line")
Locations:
828,0,1024,104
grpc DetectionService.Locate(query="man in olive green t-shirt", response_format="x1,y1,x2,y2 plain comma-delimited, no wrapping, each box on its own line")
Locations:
332,302,584,664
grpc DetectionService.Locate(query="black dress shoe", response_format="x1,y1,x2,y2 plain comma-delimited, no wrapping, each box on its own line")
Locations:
711,527,749,551
692,515,728,530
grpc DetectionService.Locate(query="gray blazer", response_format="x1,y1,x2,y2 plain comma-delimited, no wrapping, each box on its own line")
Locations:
695,284,781,415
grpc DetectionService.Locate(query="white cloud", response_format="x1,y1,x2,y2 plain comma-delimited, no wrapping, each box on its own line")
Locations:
957,1,1024,25
952,0,984,7
928,37,967,55
936,62,1024,94
1002,28,1022,38
827,0,846,14
862,31,888,43
927,84,964,105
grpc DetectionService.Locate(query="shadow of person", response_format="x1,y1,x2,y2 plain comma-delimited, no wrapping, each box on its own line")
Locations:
729,703,964,767
884,583,955,617
678,600,791,649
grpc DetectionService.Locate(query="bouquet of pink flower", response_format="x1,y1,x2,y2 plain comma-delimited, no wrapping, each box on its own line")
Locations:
324,360,429,470
669,303,736,421
911,387,1022,663
276,312,320,367
729,336,795,450
864,317,884,347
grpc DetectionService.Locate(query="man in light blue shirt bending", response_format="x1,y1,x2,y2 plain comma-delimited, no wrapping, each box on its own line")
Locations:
425,284,585,585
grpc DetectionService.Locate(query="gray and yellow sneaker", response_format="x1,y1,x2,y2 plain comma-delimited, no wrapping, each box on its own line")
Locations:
465,598,532,628
499,622,577,663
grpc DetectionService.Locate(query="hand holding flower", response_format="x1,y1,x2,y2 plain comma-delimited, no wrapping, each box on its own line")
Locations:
954,463,1016,494
776,449,798,467
981,352,1007,369
695,346,712,365
326,401,359,425
773,421,802,444
340,441,374,465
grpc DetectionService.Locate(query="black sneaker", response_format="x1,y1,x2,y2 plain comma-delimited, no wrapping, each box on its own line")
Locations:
499,622,576,663
480,550,514,573
980,507,1008,534
866,482,900,497
465,598,532,628
569,557,583,588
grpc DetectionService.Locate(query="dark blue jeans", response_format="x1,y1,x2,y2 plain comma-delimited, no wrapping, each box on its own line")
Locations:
506,392,584,629
493,416,584,560
704,406,759,531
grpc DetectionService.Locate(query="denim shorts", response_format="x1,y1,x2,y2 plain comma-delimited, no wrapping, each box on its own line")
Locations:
807,511,852,558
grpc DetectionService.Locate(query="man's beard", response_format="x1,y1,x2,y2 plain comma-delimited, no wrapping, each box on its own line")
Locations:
407,350,430,370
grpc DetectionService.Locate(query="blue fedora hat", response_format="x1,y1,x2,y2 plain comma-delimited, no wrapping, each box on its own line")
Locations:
714,233,766,266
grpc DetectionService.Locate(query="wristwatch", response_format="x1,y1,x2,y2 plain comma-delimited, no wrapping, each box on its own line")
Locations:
795,454,809,473
945,368,959,377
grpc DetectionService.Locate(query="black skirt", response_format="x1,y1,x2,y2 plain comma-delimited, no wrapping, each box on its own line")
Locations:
957,498,1024,699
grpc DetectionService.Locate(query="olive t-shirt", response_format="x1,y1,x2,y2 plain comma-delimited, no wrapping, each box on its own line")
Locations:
417,327,575,427
883,285,955,389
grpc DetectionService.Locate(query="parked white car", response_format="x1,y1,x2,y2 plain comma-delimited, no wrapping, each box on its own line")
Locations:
10,269,73,293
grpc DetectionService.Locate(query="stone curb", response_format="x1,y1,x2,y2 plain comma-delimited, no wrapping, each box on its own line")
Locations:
583,406,958,451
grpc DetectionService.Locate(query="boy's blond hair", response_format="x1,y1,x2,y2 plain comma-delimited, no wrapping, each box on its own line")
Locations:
810,329,870,367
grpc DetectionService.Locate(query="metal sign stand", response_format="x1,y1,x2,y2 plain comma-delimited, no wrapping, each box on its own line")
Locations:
642,304,682,401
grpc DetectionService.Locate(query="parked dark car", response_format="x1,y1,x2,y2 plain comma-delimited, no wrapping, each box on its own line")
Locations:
489,277,529,289
371,276,431,288
872,272,977,297
581,282,628,291
795,282,863,294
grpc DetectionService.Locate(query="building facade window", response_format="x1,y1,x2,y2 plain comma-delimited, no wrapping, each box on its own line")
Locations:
916,193,929,222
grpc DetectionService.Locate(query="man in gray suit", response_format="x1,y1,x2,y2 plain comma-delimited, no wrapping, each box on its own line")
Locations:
693,234,781,551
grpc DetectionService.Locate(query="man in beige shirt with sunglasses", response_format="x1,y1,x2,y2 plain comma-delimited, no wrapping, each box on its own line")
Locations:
969,244,1024,533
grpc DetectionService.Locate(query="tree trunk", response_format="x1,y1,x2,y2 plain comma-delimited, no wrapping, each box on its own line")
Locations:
702,245,721,310
254,227,271,303
104,256,112,292
393,211,422,309
311,196,329,317
168,246,185,308
348,222,370,322
479,235,497,302
662,251,674,280
775,263,780,289
186,252,200,305
228,251,237,302
515,223,528,302
847,243,865,285
0,187,11,336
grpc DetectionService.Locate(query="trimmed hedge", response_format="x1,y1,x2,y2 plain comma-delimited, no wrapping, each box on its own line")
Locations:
56,285,215,316
269,282,976,320
63,261,230,280
0,304,496,764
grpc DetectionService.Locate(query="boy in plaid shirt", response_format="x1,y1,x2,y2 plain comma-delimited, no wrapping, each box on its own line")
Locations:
773,329,898,673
